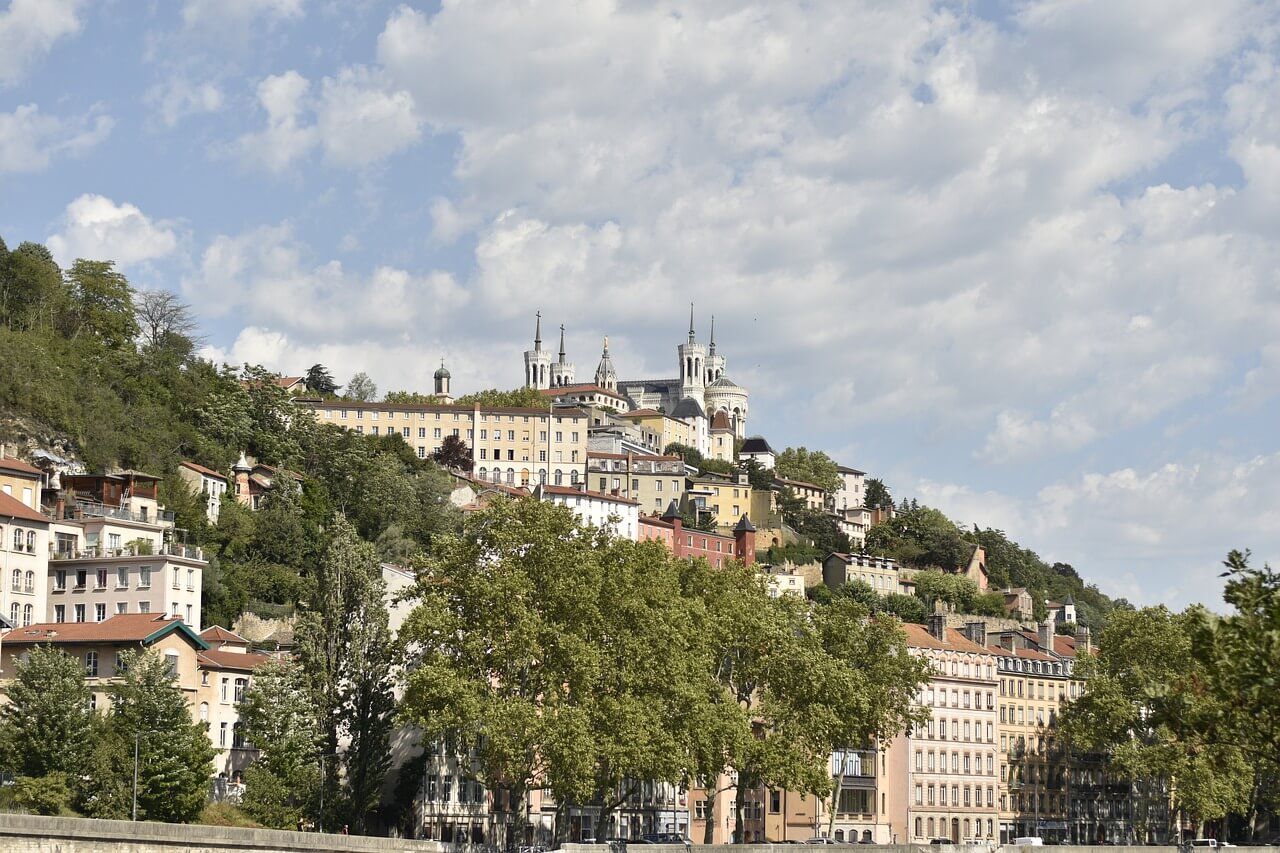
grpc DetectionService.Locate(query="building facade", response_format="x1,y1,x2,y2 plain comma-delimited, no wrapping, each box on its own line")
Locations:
538,484,641,540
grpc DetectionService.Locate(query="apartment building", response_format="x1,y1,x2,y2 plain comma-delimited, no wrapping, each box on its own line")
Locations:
1,491,49,629
197,625,273,781
822,553,908,596
303,401,590,488
177,461,229,523
620,409,696,455
586,451,690,513
887,615,999,845
47,471,205,629
708,411,736,463
638,501,755,569
684,471,753,530
775,477,827,512
538,484,640,540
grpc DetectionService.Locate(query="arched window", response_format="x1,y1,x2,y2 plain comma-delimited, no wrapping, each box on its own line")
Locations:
25,530,34,551
22,604,31,626
478,467,487,480
199,702,209,725
23,570,32,591
554,471,563,485
570,471,579,485
9,568,19,591
915,818,922,839
834,831,844,842
11,528,21,550
927,818,934,838
506,468,515,485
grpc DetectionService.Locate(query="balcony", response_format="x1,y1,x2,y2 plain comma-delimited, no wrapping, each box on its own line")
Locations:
62,501,175,525
50,542,203,561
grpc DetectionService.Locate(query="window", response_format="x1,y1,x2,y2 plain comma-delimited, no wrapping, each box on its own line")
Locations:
199,703,209,724
187,568,195,591
234,677,248,703
164,651,179,678
219,722,228,746
75,570,86,589
85,651,99,677
116,601,127,614
138,601,150,613
54,604,66,623
914,785,922,805
96,568,108,589
221,678,229,702
74,604,86,622
9,568,18,591
54,570,67,591
138,566,151,588
116,566,128,588
94,603,106,622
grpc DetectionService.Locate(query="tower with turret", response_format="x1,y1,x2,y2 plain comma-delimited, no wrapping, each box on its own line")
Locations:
523,312,552,389
677,303,706,402
550,324,575,387
594,337,617,391
433,359,453,403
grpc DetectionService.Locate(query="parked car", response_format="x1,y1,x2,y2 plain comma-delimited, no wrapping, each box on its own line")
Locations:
929,839,955,846
805,838,837,845
1189,841,1219,849
1013,838,1045,847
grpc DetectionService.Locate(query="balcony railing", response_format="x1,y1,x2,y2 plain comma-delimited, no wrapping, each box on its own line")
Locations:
63,501,175,525
50,542,203,561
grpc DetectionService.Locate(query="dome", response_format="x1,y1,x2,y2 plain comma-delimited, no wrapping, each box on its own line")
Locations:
708,376,742,390
434,361,451,380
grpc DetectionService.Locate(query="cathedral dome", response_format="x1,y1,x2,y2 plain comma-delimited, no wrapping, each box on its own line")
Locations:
708,376,741,389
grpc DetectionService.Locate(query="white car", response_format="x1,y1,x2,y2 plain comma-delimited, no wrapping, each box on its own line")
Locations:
1013,838,1044,847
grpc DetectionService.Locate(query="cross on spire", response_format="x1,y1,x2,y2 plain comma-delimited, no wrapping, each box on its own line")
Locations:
688,302,695,343
534,311,542,350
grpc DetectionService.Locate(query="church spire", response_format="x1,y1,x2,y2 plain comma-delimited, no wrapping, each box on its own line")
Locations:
534,311,543,351
688,302,695,343
709,315,716,355
558,324,567,363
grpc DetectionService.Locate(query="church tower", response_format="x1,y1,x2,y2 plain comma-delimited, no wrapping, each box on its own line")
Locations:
550,324,576,387
705,314,726,384
523,312,552,389
677,303,706,402
433,359,453,404
594,337,617,391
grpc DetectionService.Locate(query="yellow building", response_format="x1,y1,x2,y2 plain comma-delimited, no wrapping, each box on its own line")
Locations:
620,408,695,453
684,471,753,530
775,477,827,512
990,623,1086,844
708,411,736,463
302,401,590,487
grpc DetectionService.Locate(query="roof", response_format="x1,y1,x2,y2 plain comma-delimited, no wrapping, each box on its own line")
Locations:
707,376,742,389
539,383,627,401
541,484,641,506
775,476,825,492
670,397,706,420
276,376,304,388
3,613,209,649
733,514,756,533
836,465,866,475
197,648,274,672
586,451,682,462
903,623,991,655
990,644,1056,662
739,436,775,455
0,456,43,477
179,460,225,479
1053,635,1079,658
0,491,48,524
200,625,248,644
710,410,732,430
622,408,665,418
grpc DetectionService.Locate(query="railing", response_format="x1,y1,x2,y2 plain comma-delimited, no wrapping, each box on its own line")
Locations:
49,542,203,561
63,501,175,525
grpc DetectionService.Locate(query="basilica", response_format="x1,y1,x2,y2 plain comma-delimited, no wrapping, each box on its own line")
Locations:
521,306,749,439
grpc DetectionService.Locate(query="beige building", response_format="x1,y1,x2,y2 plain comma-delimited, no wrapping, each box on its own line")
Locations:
775,477,827,512
708,411,736,463
887,616,999,845
822,553,908,596
586,452,690,514
177,461,229,524
196,625,274,781
684,471,753,531
303,401,590,488
1,491,50,630
620,408,696,454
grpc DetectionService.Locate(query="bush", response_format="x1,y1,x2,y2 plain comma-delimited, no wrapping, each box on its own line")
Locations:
12,773,72,815
200,801,263,828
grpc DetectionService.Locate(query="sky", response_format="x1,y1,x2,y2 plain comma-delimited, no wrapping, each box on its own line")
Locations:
2,0,1279,610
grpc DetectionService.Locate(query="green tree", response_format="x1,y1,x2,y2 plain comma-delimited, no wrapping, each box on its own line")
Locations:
774,446,841,494
863,478,893,511
109,649,216,823
0,645,94,778
305,364,340,396
867,506,973,571
295,515,394,833
431,434,473,470
239,657,321,828
453,387,547,408
66,259,138,349
345,371,378,402
383,389,444,405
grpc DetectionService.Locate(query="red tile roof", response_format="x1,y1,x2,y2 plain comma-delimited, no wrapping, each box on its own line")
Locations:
0,456,43,476
200,625,248,644
622,408,665,418
539,383,627,401
180,460,225,479
903,623,991,655
0,491,48,524
2,613,207,647
197,648,274,672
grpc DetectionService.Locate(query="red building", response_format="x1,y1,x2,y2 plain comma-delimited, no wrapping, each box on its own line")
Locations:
638,500,755,568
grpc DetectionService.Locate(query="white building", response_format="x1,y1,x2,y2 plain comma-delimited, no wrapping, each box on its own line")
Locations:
738,436,776,470
538,484,640,541
177,461,229,524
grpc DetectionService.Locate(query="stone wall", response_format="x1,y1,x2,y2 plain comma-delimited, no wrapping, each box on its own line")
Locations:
0,813,447,853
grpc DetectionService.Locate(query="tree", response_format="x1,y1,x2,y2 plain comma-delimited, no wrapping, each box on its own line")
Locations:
742,458,774,491
453,387,548,408
345,371,377,402
0,645,94,778
383,390,444,405
863,478,893,511
664,443,703,467
295,515,394,833
432,434,473,470
1060,606,1252,841
867,506,973,571
239,657,321,828
109,649,216,823
774,446,841,494
305,364,340,397
66,259,138,349
135,290,200,351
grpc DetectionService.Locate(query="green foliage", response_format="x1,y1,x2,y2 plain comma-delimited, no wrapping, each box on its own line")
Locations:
66,260,138,349
199,801,263,828
384,390,445,404
304,364,340,397
867,506,972,571
11,773,72,816
742,458,774,491
239,657,321,828
345,371,377,401
109,649,216,823
0,645,94,778
432,433,473,469
863,478,893,511
774,446,841,494
295,515,394,834
453,386,547,408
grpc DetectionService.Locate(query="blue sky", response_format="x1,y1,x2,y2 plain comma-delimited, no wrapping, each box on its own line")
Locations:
3,0,1279,609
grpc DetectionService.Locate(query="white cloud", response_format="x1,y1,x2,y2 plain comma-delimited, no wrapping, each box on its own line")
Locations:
46,194,178,268
316,66,421,168
0,104,112,174
181,0,303,31
0,0,83,86
233,71,316,173
146,78,224,127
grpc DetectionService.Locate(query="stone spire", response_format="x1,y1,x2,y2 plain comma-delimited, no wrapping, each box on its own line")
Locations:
534,311,543,351
709,314,716,355
688,302,696,343
594,336,617,391
558,324,567,363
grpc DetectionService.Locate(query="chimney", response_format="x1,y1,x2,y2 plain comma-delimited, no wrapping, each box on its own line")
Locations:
927,602,947,642
999,631,1015,651
1037,618,1054,651
1074,625,1092,654
964,620,987,646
